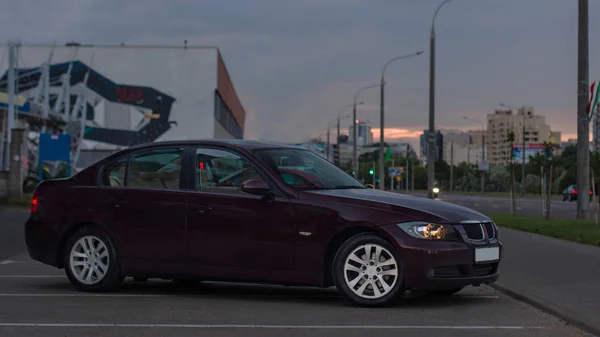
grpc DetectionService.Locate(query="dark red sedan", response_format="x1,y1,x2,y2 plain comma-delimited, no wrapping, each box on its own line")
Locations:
25,140,501,306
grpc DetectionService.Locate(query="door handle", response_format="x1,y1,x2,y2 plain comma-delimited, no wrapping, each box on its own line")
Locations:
189,204,212,213
106,198,128,208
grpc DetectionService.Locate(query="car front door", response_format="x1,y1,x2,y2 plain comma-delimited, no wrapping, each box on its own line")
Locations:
100,146,188,269
185,146,296,273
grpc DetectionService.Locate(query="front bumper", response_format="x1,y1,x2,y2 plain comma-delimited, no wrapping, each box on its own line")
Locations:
380,223,502,291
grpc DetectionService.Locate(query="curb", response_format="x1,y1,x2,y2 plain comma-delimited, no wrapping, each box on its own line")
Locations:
491,283,599,337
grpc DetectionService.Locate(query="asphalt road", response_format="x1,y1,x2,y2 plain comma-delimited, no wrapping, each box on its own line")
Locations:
0,209,591,337
401,192,583,219
0,208,28,260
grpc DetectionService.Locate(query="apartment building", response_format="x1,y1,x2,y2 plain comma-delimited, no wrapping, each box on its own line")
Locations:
486,107,558,165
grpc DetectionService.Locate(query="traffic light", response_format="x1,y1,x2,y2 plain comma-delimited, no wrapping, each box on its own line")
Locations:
369,169,374,175
332,144,340,167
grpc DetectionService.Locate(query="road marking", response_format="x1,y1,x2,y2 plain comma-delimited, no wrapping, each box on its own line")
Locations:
461,295,500,299
474,203,480,206
0,275,63,278
0,260,14,265
492,205,499,208
0,293,165,297
0,323,546,330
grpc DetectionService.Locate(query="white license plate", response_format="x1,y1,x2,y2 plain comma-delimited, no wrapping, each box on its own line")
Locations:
475,247,500,262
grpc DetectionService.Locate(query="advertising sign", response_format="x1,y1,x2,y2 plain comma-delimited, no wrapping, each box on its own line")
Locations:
512,144,545,164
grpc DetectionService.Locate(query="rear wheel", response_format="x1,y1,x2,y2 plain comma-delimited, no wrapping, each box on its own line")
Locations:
63,226,123,292
333,234,403,307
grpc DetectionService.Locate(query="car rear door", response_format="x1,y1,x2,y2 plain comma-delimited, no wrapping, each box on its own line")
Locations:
100,146,188,268
185,146,296,273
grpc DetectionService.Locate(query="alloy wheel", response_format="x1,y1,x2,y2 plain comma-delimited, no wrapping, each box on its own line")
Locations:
69,235,110,285
343,243,399,299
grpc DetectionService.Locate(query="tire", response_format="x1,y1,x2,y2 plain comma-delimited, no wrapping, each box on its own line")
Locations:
332,234,404,307
63,226,124,292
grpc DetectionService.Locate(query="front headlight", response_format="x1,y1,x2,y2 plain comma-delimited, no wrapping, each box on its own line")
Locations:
432,187,440,193
397,221,458,241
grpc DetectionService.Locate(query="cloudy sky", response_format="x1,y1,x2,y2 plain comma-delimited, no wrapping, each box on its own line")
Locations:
3,0,600,151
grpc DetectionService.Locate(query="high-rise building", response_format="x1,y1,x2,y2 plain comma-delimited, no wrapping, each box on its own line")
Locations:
441,130,482,165
348,120,373,146
486,107,556,165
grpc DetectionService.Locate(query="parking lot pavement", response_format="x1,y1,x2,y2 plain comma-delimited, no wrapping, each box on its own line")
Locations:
0,254,591,337
0,208,29,260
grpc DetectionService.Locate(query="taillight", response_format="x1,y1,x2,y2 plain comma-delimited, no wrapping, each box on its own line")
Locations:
572,189,578,194
31,191,39,213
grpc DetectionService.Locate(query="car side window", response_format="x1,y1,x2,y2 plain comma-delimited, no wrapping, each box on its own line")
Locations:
102,157,128,187
127,147,185,190
195,147,263,194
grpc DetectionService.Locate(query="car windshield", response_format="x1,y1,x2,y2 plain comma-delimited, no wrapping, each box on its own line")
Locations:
254,148,366,190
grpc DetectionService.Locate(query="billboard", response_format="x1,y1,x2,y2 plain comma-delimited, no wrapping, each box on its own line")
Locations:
512,144,545,164
0,44,246,149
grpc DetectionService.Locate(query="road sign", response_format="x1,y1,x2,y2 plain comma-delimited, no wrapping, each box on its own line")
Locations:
478,160,490,172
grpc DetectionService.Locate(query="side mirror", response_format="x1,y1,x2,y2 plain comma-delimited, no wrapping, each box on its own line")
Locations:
365,184,375,189
241,179,272,195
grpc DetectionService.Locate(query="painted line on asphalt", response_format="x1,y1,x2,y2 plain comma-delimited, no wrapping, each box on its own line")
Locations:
0,293,165,297
0,260,14,265
461,295,500,299
0,323,547,330
0,275,64,278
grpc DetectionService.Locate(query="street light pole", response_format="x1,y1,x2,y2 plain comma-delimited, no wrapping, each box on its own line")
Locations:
577,0,590,219
521,117,526,194
428,0,455,198
353,85,378,178
379,51,424,190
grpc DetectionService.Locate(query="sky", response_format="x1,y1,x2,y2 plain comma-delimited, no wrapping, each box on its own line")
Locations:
2,0,600,152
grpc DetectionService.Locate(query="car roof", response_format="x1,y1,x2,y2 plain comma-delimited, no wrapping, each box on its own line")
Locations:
125,139,300,152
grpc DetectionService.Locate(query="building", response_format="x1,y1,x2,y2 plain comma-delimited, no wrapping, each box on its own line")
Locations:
419,130,443,162
348,120,373,146
486,107,557,165
0,43,246,157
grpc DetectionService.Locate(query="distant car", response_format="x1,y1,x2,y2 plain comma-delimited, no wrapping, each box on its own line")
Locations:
562,184,593,202
25,140,501,307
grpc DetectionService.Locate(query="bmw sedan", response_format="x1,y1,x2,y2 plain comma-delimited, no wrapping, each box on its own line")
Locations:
25,140,501,307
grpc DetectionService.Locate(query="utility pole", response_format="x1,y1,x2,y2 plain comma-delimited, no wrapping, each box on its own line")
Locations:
450,141,454,191
411,155,414,192
5,42,16,171
482,128,486,193
336,117,341,166
428,0,454,198
379,75,386,190
406,144,410,193
577,0,590,219
391,157,395,191
326,128,330,161
352,103,357,177
521,113,526,194
427,24,436,198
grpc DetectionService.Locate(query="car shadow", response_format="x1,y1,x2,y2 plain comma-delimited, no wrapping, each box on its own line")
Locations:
33,279,495,309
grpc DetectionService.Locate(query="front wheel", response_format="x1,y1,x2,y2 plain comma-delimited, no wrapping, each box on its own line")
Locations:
333,234,403,307
63,226,123,292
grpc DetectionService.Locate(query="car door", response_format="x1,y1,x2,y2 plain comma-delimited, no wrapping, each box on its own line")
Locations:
101,146,188,266
185,146,296,272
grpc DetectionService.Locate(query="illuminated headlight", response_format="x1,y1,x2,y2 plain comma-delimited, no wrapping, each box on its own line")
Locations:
397,221,458,241
432,187,440,193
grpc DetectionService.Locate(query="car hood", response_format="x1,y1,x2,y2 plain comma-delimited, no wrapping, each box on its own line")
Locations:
307,188,490,223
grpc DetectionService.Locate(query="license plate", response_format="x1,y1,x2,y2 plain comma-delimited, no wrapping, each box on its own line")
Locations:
475,247,499,262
